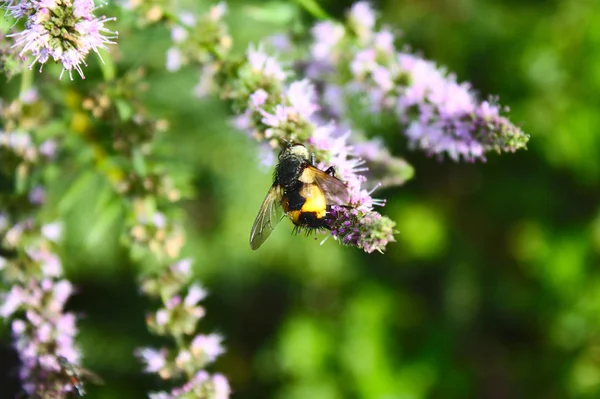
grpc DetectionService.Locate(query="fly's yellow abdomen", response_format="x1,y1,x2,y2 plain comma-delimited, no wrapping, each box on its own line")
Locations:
299,184,327,218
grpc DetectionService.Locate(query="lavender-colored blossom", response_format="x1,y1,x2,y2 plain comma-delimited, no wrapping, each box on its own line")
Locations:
166,47,183,72
190,334,224,362
311,21,345,62
247,46,287,82
28,186,46,205
3,0,118,79
3,271,82,396
250,89,269,109
149,371,231,399
307,1,529,161
41,221,63,242
136,347,168,374
348,1,376,41
137,255,230,398
184,283,208,307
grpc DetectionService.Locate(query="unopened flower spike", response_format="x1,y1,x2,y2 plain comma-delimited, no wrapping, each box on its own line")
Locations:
2,0,118,79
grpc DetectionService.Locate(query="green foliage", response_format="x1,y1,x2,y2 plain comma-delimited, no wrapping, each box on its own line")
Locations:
1,0,598,398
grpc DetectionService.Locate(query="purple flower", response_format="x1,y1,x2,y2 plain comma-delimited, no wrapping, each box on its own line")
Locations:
250,89,269,109
307,2,529,162
166,47,183,72
149,371,231,399
1,285,25,318
171,258,193,277
348,1,376,39
136,347,168,374
311,21,345,62
288,80,319,119
3,0,118,79
184,284,207,307
247,46,286,82
190,333,224,362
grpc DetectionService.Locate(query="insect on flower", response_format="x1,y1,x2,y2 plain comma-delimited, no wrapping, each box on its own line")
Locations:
250,143,350,249
58,356,104,397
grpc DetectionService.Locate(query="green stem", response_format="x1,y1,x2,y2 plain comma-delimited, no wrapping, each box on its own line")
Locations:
99,49,116,82
19,67,34,97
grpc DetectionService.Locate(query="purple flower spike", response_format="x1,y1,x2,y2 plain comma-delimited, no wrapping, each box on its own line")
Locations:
307,1,529,162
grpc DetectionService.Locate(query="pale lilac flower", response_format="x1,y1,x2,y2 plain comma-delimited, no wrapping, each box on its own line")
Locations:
288,80,319,119
213,374,231,399
19,87,39,104
136,347,168,373
28,186,45,205
179,11,196,27
171,258,193,277
0,131,37,161
374,28,395,54
41,221,63,242
137,255,230,398
348,1,376,36
171,26,188,43
208,2,227,21
27,247,62,277
266,33,292,52
190,333,224,362
250,89,269,109
151,370,230,399
166,47,183,72
39,139,57,158
247,46,286,82
3,0,118,79
1,285,25,318
3,272,82,396
155,308,169,327
184,283,207,307
311,21,345,61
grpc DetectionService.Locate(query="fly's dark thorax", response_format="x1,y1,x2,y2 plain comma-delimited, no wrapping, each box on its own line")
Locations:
275,155,307,189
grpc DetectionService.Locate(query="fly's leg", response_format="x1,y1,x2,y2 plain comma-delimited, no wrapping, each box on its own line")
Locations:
311,151,336,176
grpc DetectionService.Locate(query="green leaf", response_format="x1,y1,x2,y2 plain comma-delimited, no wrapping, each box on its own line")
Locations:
132,148,147,177
57,172,96,214
294,0,329,20
244,2,297,25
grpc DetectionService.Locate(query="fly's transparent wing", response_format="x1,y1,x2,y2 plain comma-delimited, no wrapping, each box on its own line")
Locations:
310,166,350,205
250,185,284,250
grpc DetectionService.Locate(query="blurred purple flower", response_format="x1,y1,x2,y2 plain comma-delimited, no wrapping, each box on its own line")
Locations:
136,347,168,374
190,333,224,362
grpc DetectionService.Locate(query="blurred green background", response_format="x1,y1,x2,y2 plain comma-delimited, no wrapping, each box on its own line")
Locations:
2,0,600,398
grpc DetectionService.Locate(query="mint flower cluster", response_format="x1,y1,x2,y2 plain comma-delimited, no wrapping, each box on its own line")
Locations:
308,2,529,162
165,5,398,252
2,0,117,79
1,93,82,397
136,259,230,399
72,69,231,398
